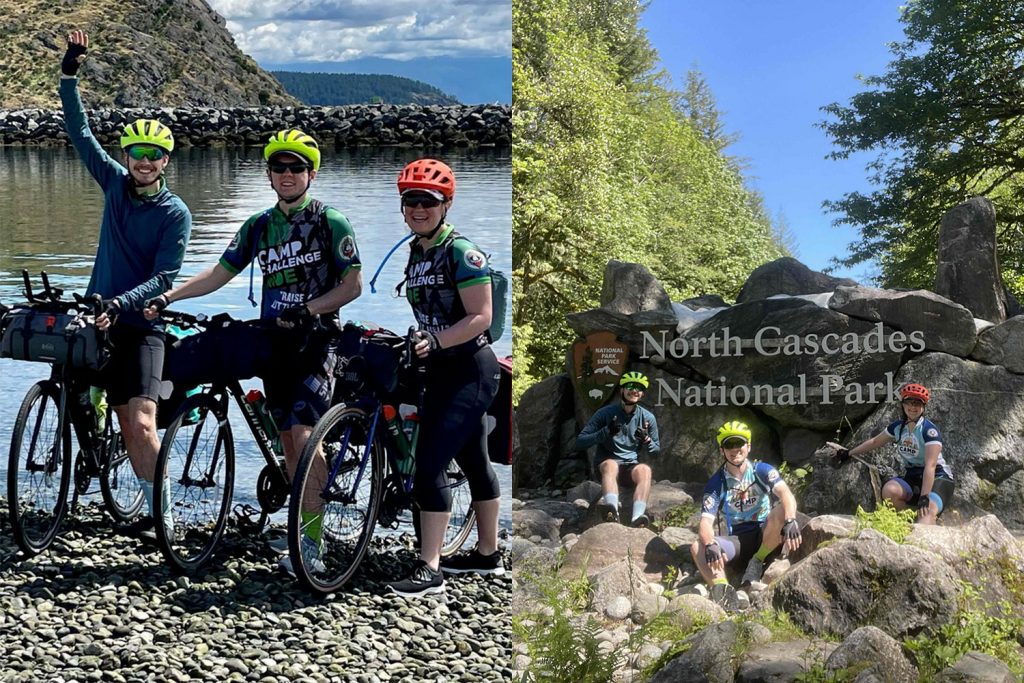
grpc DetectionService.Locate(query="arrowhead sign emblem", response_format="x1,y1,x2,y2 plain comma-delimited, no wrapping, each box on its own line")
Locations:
572,331,630,412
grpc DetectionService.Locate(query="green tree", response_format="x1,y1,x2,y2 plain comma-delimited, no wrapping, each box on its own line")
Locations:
821,0,1024,296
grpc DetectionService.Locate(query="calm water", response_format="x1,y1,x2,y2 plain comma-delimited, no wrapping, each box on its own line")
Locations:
0,146,512,532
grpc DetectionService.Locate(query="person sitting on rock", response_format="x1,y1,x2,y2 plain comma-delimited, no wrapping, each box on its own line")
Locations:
575,371,660,527
691,421,802,609
827,383,954,526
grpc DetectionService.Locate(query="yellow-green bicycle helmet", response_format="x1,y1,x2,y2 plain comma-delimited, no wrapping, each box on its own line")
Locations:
716,421,751,446
120,119,174,153
619,371,649,389
263,129,321,171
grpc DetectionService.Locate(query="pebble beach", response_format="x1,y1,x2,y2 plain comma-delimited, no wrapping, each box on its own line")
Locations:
0,501,512,683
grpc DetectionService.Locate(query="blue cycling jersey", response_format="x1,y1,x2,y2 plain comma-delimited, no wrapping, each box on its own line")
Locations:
885,418,953,479
701,460,782,535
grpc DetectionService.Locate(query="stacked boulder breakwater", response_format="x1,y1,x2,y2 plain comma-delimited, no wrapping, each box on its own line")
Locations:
0,103,511,148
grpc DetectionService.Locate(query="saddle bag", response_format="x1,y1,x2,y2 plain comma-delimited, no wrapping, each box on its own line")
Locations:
0,309,107,370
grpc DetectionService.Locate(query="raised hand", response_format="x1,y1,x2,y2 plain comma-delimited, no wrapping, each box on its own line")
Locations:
62,30,89,76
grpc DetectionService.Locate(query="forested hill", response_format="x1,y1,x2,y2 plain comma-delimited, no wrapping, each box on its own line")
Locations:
272,72,460,106
0,0,296,108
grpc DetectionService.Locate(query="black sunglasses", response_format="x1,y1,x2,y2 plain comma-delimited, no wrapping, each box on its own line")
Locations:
721,438,747,449
402,194,443,209
268,161,311,174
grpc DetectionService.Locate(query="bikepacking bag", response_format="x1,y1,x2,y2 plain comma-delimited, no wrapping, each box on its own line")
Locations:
485,355,513,465
0,308,107,370
336,322,406,395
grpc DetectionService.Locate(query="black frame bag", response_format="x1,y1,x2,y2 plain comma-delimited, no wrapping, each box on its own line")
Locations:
0,309,107,370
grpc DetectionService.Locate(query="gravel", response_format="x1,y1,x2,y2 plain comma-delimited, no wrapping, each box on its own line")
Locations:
0,500,511,682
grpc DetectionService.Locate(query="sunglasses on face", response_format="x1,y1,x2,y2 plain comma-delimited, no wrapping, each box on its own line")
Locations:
722,439,747,450
268,161,311,174
127,145,166,161
401,194,443,209
902,399,925,407
622,383,645,392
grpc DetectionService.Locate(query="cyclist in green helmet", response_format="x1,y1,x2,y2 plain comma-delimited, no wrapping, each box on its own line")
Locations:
59,30,192,542
576,371,660,527
144,129,363,574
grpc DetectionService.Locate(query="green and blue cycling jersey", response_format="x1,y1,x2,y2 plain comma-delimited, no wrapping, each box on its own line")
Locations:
701,461,783,535
404,224,491,356
576,404,660,465
885,418,953,479
59,78,192,329
219,197,361,320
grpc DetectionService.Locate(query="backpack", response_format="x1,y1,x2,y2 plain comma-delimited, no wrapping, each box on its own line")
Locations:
369,229,509,342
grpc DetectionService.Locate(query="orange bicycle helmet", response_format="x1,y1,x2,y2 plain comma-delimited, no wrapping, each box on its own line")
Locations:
899,383,930,404
397,158,455,199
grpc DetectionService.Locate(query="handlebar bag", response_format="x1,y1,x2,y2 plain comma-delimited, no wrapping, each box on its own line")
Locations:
0,309,107,370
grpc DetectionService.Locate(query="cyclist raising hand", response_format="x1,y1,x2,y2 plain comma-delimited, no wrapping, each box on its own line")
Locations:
387,159,504,598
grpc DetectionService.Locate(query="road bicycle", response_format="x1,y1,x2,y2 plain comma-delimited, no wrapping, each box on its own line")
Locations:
152,310,292,572
1,271,143,557
287,323,475,595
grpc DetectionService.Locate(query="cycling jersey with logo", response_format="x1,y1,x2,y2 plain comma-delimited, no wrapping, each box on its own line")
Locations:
701,461,782,535
405,224,491,355
219,197,360,319
885,418,952,477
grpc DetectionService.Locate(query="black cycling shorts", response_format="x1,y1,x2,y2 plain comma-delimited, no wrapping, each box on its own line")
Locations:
414,346,501,512
890,467,955,514
716,522,766,567
593,458,644,490
96,324,165,406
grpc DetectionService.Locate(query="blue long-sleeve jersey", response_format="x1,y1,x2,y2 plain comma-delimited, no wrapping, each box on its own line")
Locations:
60,78,192,329
576,403,660,464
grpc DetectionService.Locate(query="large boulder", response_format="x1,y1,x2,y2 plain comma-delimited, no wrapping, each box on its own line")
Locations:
992,470,1024,529
599,260,674,314
935,197,1007,323
514,374,574,488
589,559,651,619
770,529,959,638
736,640,838,682
786,514,857,564
825,626,917,682
676,298,903,429
780,428,833,467
829,286,977,357
936,651,1016,682
970,316,1024,373
558,523,676,580
801,353,1024,510
647,620,741,683
513,499,585,542
736,257,858,304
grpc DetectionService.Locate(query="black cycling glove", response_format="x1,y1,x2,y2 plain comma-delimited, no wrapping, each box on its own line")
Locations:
62,42,88,76
278,305,313,328
704,542,723,566
144,294,169,314
782,518,801,542
415,329,441,355
634,419,650,444
608,415,621,437
829,447,851,469
101,298,120,325
917,496,932,512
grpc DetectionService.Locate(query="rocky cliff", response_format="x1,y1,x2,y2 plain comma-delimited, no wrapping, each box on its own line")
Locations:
0,0,297,108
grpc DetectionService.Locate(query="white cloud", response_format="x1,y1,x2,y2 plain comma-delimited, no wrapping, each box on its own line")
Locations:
208,0,511,62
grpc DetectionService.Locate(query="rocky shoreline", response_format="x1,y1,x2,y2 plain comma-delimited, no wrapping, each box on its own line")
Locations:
0,104,511,148
0,500,512,682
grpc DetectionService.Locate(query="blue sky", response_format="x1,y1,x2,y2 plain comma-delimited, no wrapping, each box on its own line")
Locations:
641,1,908,282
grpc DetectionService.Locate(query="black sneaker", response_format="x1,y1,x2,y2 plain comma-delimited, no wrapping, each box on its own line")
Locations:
388,561,445,598
632,513,650,529
595,501,619,523
440,549,506,576
121,517,157,543
710,582,740,612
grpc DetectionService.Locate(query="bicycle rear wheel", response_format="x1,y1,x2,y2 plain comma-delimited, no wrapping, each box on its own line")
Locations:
7,381,71,556
442,459,476,556
100,415,144,523
289,404,383,595
154,393,234,572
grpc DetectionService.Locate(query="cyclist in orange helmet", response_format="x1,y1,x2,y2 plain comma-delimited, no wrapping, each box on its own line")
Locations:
828,382,954,525
386,158,504,598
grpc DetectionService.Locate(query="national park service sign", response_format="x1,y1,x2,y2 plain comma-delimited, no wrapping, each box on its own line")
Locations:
572,331,629,412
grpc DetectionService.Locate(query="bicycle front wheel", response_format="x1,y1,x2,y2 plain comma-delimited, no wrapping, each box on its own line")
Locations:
7,381,71,556
442,459,476,556
100,415,144,523
154,393,235,572
289,404,384,595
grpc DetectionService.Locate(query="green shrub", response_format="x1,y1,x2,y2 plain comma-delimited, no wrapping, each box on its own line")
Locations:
778,462,813,501
853,500,916,543
903,602,1024,679
660,502,698,530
